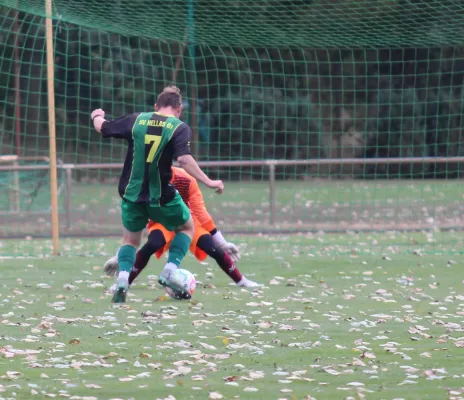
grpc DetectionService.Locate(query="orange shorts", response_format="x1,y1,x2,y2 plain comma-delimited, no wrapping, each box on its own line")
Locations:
147,219,209,262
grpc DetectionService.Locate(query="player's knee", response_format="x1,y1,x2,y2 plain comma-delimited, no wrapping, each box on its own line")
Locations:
176,217,194,238
197,234,223,260
144,230,166,254
122,229,142,248
185,217,194,234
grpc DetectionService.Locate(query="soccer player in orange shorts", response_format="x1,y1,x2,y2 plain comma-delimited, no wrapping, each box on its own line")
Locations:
104,167,260,289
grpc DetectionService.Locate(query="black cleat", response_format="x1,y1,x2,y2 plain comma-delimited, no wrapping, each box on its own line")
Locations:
158,275,191,300
111,278,129,303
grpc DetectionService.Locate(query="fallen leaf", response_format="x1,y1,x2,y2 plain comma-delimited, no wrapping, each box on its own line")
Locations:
199,342,217,350
3,371,23,380
360,351,376,359
85,384,102,389
249,371,265,379
177,366,191,375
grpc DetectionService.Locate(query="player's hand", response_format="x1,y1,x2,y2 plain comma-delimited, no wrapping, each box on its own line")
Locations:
103,256,118,277
208,180,224,194
91,108,105,121
226,242,241,263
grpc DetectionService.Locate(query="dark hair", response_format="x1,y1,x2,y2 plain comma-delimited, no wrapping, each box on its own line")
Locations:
156,85,182,108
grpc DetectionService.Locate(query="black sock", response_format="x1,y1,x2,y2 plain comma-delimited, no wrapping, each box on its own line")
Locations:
129,230,166,285
197,234,243,283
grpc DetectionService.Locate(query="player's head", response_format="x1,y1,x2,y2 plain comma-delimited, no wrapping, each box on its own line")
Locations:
155,85,182,117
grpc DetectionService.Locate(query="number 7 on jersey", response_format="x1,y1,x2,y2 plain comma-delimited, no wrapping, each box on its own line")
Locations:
145,134,161,163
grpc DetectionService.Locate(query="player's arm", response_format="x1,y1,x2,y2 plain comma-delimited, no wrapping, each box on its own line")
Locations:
91,108,138,139
189,177,241,263
179,154,224,194
189,177,216,230
173,124,224,194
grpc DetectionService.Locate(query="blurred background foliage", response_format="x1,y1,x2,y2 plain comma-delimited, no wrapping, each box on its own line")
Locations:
1,1,464,179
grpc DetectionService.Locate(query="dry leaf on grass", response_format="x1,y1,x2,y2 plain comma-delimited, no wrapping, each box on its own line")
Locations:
249,371,265,379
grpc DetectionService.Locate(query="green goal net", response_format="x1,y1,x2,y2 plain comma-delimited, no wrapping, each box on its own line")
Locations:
1,0,464,255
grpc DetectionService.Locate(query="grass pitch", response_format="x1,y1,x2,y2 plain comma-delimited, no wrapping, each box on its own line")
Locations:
2,179,464,241
1,236,463,399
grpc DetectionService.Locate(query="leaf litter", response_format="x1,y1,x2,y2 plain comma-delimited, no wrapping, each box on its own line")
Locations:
0,241,463,398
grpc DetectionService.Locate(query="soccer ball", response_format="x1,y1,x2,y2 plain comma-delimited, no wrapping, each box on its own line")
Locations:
165,268,196,300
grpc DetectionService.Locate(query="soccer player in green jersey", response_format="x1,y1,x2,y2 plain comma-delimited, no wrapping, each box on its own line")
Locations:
91,86,224,303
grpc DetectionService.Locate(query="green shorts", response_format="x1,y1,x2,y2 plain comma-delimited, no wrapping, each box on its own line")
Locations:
121,192,191,233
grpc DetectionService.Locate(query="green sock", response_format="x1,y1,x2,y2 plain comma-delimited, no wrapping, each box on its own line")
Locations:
118,244,136,273
168,232,191,266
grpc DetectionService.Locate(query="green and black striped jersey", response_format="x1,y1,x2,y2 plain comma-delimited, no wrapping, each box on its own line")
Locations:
101,111,191,205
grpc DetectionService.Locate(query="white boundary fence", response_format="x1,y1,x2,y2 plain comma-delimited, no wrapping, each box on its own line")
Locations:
1,156,464,234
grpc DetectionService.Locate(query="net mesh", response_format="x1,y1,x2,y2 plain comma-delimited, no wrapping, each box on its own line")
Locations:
1,0,464,255
4,0,464,48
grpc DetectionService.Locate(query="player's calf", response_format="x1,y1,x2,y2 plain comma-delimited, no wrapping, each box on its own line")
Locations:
105,229,166,291
159,217,194,299
111,229,141,303
111,244,135,303
129,230,166,284
197,234,243,283
197,234,261,288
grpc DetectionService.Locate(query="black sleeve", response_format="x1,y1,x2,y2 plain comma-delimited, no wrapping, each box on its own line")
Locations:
100,113,139,139
171,123,192,158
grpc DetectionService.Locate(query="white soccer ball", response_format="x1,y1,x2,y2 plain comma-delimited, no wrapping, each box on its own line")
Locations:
165,268,196,300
